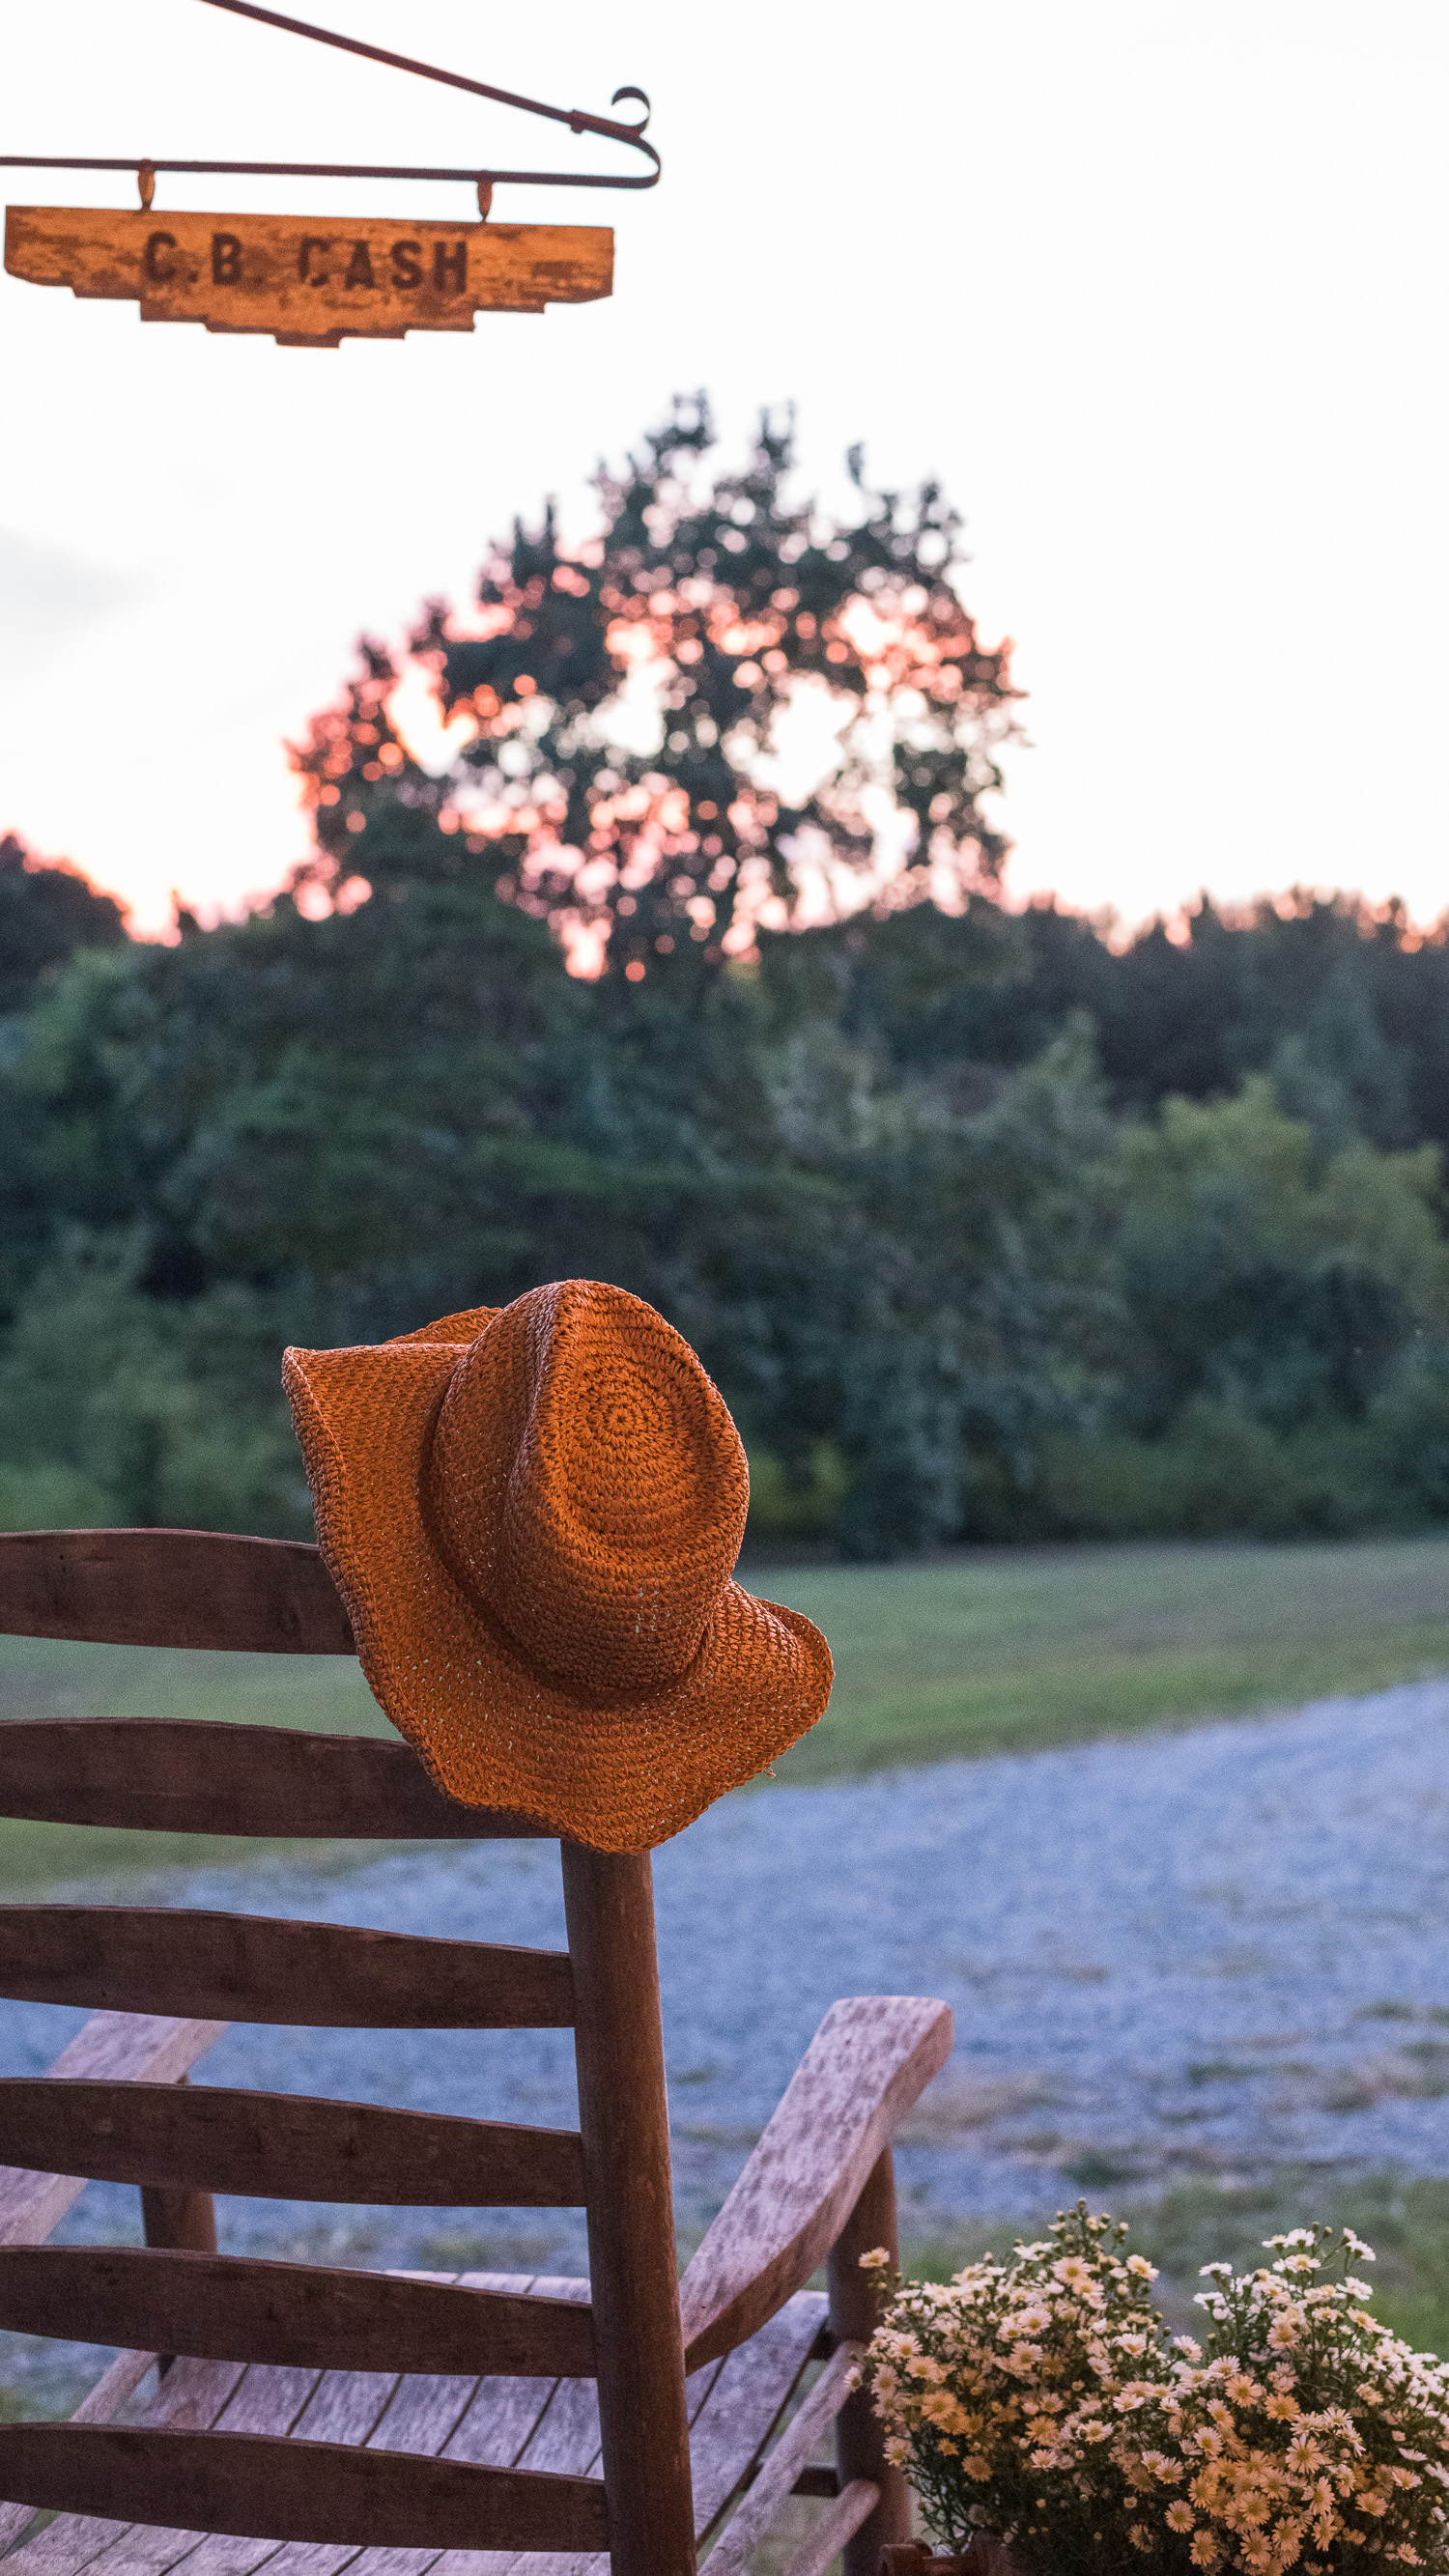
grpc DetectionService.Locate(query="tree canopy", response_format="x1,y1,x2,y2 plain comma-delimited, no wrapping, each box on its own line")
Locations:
5,408,1449,1556
290,398,1018,978
0,834,127,1015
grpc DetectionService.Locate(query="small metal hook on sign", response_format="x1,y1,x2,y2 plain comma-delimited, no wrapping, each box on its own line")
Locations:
137,162,156,212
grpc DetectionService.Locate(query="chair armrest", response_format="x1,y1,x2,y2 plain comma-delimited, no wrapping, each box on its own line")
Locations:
0,2010,226,2248
677,1994,952,2370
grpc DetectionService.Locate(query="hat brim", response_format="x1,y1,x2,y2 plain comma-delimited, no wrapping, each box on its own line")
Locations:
284,1335,833,1852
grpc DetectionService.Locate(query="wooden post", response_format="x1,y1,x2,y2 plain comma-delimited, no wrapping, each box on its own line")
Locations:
140,2074,217,2377
139,2179,218,2255
829,2146,911,2575
560,1842,696,2576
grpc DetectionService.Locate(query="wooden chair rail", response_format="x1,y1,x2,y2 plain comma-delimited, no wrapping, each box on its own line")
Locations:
0,1529,355,1654
0,1513,955,2576
0,2288,834,2572
704,2340,866,2576
678,1993,954,2370
0,2080,586,2208
0,2247,598,2377
0,2422,610,2552
689,2292,832,2542
776,2480,882,2576
0,1906,574,2026
0,2011,226,2252
0,2347,188,2561
0,1718,548,1841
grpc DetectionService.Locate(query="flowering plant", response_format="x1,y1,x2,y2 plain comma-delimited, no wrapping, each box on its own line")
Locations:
859,2205,1449,2576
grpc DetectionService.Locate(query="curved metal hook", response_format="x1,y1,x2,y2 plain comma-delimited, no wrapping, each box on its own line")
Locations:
0,0,661,196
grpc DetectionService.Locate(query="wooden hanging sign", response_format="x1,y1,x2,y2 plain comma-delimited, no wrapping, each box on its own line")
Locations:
3,206,612,346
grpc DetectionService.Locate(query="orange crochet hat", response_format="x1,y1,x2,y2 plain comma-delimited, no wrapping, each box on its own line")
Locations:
282,1280,833,1851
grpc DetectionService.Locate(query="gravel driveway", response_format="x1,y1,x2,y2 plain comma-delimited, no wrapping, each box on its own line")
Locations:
8,1676,1449,2397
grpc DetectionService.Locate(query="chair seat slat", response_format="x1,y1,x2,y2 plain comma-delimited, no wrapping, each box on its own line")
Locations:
148,2359,250,2433
698,2339,863,2576
3,2514,141,2576
40,2510,208,2576
0,2082,585,2208
364,2371,479,2458
288,2369,410,2449
0,2250,597,2379
688,2290,829,2539
0,1532,355,1655
0,1721,547,1842
440,2373,559,2473
213,2363,328,2439
0,1909,573,2027
147,2521,337,2576
76,2528,271,2576
0,2425,610,2554
512,2379,601,2478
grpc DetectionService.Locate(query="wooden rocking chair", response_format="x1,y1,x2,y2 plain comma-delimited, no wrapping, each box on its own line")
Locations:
0,1530,952,2576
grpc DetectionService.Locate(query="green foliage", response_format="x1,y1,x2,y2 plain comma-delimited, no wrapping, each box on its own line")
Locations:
0,834,127,1017
1110,1083,1449,1434
0,831,1124,1549
10,410,1449,1554
0,1237,306,1535
5,865,1449,1550
744,1441,849,1538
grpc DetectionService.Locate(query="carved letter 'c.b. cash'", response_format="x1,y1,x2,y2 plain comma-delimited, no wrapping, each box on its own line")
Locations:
3,207,612,344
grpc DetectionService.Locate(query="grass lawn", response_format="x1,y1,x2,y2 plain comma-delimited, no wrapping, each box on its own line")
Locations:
3,1531,1449,1877
0,1635,389,1886
763,1531,1449,1782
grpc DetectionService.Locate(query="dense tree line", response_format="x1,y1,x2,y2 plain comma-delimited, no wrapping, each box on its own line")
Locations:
4,841,1449,1554
3,408,1449,1555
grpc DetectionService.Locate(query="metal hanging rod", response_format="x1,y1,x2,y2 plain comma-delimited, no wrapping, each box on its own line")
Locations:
0,0,660,194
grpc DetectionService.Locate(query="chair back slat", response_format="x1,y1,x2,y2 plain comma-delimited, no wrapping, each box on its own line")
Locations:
0,1719,545,1840
0,1907,574,2026
0,2246,598,2377
0,2081,585,2208
0,2423,610,2553
0,1527,696,2572
0,1531,355,1653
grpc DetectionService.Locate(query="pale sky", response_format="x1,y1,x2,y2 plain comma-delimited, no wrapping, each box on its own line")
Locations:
3,0,1446,938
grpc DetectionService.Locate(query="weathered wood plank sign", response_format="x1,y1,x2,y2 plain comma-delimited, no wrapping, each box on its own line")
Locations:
3,207,612,346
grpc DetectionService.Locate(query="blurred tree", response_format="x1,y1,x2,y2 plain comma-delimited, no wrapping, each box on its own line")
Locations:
1007,891,1449,1151
0,834,127,1015
289,398,1019,980
15,403,1449,1551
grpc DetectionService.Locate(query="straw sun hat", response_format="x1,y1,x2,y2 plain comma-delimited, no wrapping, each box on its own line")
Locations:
283,1280,833,1852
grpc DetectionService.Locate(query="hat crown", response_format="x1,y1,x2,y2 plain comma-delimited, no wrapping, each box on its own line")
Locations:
428,1280,750,1694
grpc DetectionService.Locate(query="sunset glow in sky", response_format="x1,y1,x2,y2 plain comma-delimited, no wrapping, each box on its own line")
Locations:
3,1,1447,938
